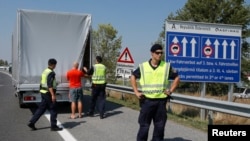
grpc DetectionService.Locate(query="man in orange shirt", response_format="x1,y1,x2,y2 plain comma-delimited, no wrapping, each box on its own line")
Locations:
67,61,87,119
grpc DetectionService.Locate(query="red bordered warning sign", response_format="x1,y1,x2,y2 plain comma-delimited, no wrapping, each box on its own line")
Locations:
117,47,134,64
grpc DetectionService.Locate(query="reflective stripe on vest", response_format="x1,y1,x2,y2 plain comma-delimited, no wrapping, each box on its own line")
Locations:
139,61,170,99
92,64,106,84
40,68,56,93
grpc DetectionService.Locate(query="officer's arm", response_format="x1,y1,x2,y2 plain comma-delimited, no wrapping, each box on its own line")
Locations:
169,76,180,93
167,67,180,95
130,75,138,92
87,66,94,76
130,68,143,99
130,75,140,98
47,72,56,98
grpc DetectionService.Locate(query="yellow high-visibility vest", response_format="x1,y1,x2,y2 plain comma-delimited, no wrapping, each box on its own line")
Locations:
40,68,56,94
92,64,106,84
139,61,170,99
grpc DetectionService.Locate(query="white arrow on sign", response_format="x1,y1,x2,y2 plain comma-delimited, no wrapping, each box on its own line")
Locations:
190,38,197,57
230,40,236,59
222,40,228,59
214,39,220,59
181,37,187,57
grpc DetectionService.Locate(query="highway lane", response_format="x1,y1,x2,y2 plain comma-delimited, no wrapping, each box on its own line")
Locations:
0,72,64,141
0,71,207,141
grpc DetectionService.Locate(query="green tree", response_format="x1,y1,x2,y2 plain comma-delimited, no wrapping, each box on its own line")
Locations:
159,0,250,94
0,59,8,66
4,60,8,66
0,59,4,66
92,24,122,83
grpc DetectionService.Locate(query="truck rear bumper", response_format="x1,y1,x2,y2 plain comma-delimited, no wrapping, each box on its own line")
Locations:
22,92,70,103
17,83,70,103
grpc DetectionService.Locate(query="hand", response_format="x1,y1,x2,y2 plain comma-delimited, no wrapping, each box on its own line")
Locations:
68,93,71,99
51,95,56,103
135,92,144,99
165,89,172,96
83,67,88,72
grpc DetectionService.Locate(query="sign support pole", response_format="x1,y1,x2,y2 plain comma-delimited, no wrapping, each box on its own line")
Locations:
200,82,206,120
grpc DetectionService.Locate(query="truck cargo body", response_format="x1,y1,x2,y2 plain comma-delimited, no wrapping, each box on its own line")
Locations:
12,9,92,108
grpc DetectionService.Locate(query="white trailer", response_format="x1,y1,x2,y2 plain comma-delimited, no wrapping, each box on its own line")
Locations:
12,9,92,108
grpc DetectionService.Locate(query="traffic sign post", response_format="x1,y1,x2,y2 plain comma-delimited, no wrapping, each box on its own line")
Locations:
116,47,134,79
165,20,242,83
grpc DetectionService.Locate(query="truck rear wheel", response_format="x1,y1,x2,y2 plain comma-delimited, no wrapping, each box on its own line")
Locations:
18,93,27,108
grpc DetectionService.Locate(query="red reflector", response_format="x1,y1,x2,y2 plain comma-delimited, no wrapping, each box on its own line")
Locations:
24,96,36,101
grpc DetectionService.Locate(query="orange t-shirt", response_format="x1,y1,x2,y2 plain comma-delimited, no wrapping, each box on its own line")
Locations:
66,68,84,88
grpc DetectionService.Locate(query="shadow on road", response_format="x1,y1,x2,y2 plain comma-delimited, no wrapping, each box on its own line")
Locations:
82,94,124,117
62,121,86,129
27,93,125,118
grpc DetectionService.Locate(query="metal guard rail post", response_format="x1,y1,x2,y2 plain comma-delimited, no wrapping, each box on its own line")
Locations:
106,84,250,118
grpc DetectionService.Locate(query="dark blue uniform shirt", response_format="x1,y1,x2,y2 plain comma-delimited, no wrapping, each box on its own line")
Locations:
47,69,56,89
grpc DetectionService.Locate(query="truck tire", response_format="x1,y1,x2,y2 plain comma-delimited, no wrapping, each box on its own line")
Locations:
18,93,26,108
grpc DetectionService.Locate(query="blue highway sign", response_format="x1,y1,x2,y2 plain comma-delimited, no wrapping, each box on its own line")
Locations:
165,20,242,83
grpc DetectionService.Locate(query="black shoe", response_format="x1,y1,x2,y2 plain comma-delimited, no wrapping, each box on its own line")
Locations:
51,126,63,131
86,112,94,117
27,123,37,130
100,114,106,119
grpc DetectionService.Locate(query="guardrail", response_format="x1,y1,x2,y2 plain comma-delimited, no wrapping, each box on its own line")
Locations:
106,84,250,118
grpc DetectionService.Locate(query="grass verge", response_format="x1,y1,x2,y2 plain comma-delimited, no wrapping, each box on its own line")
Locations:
106,95,208,132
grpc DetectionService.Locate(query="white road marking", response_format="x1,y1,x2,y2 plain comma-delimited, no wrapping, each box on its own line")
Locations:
0,71,11,77
45,112,77,141
1,71,77,140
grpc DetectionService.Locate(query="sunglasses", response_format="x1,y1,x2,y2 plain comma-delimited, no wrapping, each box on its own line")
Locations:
154,51,163,55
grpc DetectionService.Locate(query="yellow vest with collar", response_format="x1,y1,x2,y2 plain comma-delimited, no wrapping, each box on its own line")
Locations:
139,61,170,99
40,68,56,94
92,64,106,84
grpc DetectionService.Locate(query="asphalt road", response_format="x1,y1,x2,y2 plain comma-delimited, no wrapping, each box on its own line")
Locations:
0,71,207,141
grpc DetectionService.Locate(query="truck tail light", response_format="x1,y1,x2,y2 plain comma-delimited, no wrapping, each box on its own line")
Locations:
24,96,36,101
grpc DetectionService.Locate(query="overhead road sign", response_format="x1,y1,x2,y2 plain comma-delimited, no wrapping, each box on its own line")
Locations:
165,20,242,83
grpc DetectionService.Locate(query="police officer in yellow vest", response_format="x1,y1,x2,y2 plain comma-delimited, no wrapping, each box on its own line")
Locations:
131,44,180,141
27,58,63,131
86,56,107,119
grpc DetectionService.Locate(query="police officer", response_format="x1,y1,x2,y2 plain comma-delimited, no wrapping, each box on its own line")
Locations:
27,58,63,131
86,56,107,119
130,44,180,141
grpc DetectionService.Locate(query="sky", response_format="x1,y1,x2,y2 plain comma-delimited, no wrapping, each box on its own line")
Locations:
0,0,249,67
0,0,187,66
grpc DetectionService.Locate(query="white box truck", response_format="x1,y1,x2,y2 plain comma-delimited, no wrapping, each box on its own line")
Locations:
12,9,92,108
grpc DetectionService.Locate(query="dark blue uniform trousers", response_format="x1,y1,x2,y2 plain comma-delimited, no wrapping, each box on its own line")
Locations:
29,93,58,128
89,84,106,116
137,98,167,141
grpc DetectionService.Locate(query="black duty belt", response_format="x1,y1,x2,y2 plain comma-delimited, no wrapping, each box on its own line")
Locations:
41,87,48,90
